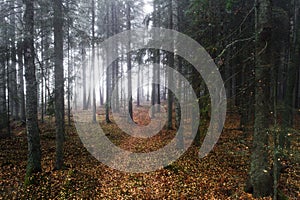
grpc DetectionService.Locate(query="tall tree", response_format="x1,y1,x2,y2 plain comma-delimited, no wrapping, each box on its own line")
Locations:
250,0,273,197
105,0,112,123
167,0,174,130
126,0,133,122
0,2,8,133
8,0,19,120
23,0,42,180
53,0,65,170
92,0,97,123
282,0,299,148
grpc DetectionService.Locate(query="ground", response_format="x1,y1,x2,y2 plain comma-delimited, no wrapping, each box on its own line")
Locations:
0,107,299,199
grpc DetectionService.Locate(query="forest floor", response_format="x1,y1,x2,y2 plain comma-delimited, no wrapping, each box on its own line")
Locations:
0,106,299,199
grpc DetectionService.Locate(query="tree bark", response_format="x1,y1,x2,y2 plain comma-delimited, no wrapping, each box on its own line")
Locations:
8,0,19,120
250,0,273,197
105,0,111,123
282,0,299,149
126,1,133,122
0,46,7,132
92,0,97,123
17,42,26,122
23,0,42,179
53,0,65,170
0,2,8,133
167,0,174,130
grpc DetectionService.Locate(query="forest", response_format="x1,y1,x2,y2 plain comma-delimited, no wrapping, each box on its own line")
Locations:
0,0,299,199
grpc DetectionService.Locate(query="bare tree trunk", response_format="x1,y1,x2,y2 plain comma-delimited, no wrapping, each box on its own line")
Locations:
53,0,65,170
9,0,19,120
0,46,7,132
105,0,111,123
167,0,174,130
126,1,133,122
66,0,71,126
151,62,156,118
23,0,42,180
82,46,87,110
0,0,7,133
92,0,97,123
137,64,141,107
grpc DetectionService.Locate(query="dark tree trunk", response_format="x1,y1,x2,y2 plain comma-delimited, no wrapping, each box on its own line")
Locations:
0,45,7,132
0,3,8,132
53,0,65,170
137,65,141,107
249,0,274,197
17,42,26,122
82,46,87,110
167,0,174,130
92,0,97,123
282,0,299,150
23,0,42,180
105,0,111,123
8,0,19,120
126,1,133,122
66,0,71,126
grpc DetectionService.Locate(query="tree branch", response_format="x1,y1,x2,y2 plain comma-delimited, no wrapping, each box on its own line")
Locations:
217,36,255,58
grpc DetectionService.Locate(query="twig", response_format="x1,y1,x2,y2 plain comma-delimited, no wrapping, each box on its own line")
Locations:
217,36,255,58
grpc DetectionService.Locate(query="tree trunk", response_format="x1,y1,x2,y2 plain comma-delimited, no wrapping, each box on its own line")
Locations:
53,0,65,170
17,42,26,122
23,0,42,180
92,0,97,123
137,64,141,107
8,0,19,120
282,0,299,150
0,2,8,133
167,0,174,130
250,0,273,197
82,46,87,110
66,0,71,126
126,2,133,122
105,1,111,123
0,46,7,132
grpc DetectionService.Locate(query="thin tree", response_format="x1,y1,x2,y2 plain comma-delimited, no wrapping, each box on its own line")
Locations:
167,0,174,130
105,0,111,123
92,0,97,123
0,2,8,133
126,1,133,122
8,0,19,120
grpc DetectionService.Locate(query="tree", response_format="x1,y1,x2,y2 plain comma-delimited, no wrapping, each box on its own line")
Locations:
282,0,299,149
0,2,8,133
250,0,274,197
53,0,65,170
23,0,42,180
105,0,112,123
126,0,133,122
167,0,174,130
8,0,19,120
92,0,97,123
17,41,26,122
